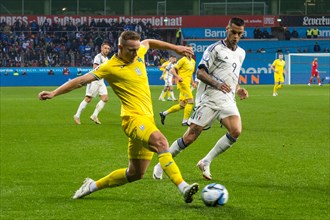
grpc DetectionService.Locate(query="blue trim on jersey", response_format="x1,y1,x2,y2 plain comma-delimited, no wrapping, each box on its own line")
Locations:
208,41,221,52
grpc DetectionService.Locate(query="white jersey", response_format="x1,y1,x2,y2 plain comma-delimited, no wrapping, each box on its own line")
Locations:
85,53,108,97
195,40,245,110
92,53,108,85
164,62,175,86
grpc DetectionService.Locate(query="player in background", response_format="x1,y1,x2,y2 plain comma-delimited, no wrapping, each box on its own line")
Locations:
158,55,177,101
159,45,197,126
271,53,286,96
308,57,321,86
73,42,111,125
153,17,248,180
158,58,170,100
39,31,199,203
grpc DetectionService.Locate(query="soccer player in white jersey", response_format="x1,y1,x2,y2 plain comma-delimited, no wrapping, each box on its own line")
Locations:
158,55,177,101
73,42,111,125
153,17,249,180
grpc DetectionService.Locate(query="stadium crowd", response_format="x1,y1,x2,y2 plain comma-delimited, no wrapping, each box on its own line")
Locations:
1,19,328,68
0,19,169,67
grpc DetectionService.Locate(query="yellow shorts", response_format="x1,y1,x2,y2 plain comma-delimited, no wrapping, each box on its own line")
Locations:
274,74,284,83
121,115,158,160
178,83,193,101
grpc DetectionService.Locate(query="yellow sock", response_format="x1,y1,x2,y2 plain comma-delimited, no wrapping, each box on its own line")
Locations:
96,168,129,189
167,104,182,114
158,152,183,186
273,85,277,93
162,91,168,99
183,103,194,121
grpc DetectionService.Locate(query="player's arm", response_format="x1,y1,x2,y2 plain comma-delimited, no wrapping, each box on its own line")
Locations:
170,67,182,82
39,73,96,100
93,63,99,69
271,63,277,73
160,69,166,80
196,66,231,93
141,39,193,57
236,84,248,100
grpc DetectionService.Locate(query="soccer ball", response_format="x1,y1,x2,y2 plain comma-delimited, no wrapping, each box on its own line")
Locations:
201,183,229,207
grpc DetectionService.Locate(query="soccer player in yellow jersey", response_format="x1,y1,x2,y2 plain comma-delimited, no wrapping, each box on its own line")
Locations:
38,31,199,203
159,45,196,126
271,53,286,96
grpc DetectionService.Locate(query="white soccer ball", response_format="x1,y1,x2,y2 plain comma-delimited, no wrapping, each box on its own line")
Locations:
201,183,229,207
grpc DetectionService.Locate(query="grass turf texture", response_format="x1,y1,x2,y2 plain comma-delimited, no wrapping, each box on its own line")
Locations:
1,85,329,219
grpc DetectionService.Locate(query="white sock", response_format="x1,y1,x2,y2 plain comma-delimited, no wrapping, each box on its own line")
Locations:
92,100,106,117
178,181,189,193
202,133,236,164
75,100,88,118
163,110,169,116
89,181,99,192
159,91,165,99
170,91,176,99
169,138,187,157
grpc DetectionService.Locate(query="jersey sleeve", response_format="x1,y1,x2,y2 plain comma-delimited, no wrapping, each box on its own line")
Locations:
198,44,217,74
93,54,101,65
91,62,108,80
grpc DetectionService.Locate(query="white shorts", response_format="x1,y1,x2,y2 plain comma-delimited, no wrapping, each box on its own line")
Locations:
85,81,108,97
164,75,173,86
188,103,240,129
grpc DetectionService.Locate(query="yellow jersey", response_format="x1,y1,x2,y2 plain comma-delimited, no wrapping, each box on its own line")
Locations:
272,59,285,75
159,60,169,72
174,56,195,87
91,45,153,117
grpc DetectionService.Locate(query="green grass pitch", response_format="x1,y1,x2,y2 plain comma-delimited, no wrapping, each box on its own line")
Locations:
1,84,329,219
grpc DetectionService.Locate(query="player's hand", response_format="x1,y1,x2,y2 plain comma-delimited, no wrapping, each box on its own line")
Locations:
237,88,248,100
38,91,54,100
177,76,183,82
216,82,231,93
175,45,194,57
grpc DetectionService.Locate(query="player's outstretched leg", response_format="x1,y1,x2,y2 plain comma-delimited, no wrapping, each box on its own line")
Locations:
72,178,94,199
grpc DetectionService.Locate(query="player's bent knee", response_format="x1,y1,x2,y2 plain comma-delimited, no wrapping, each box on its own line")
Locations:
229,130,241,139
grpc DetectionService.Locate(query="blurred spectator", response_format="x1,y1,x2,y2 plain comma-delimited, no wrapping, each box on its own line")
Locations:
312,28,319,38
276,48,283,53
284,28,291,40
262,28,270,39
306,28,312,38
253,28,262,39
175,28,182,45
48,69,54,75
63,67,70,75
13,70,19,76
324,48,329,52
291,28,299,38
314,42,321,52
22,71,27,76
256,48,266,53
